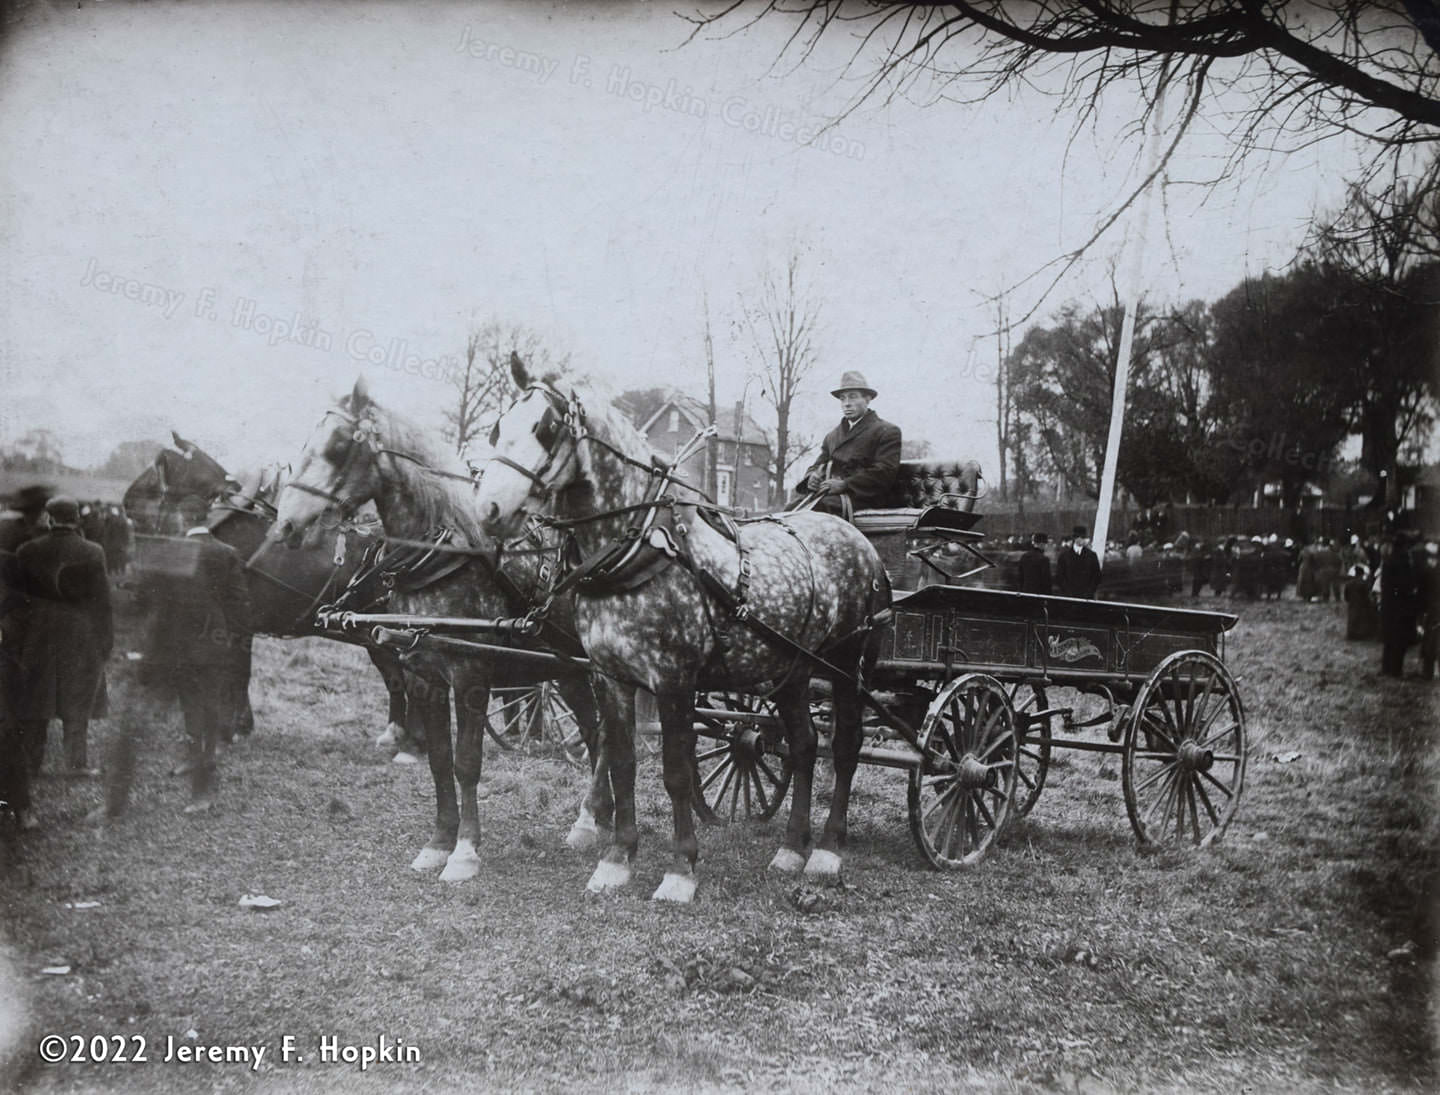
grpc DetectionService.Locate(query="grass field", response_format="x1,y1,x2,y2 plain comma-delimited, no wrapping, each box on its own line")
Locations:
1,596,1435,1093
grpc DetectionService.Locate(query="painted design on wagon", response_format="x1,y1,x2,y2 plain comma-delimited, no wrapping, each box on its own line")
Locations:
1047,634,1103,664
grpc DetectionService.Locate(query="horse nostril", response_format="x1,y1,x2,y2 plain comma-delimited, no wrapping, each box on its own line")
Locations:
486,502,499,526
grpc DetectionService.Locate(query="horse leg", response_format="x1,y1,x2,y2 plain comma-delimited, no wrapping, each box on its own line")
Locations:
807,660,862,882
410,685,457,871
768,676,818,875
561,674,611,852
652,691,701,904
368,646,408,748
440,670,486,883
586,680,636,893
392,671,429,764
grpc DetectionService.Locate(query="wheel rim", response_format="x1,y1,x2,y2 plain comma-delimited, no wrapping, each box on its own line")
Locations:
908,675,1018,869
1008,683,1051,819
486,684,587,768
1122,652,1246,847
694,693,792,822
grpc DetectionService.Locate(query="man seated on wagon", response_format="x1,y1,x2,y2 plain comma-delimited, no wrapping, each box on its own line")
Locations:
794,370,902,519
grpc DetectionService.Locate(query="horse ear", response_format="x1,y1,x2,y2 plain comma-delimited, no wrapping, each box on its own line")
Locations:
350,376,370,411
171,430,189,451
510,351,529,390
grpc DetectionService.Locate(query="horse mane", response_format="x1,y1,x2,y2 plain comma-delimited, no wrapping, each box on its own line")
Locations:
348,393,489,544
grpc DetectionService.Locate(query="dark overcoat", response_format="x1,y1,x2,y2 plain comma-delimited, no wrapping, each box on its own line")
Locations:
1055,546,1101,599
12,527,112,722
138,531,251,672
799,409,902,509
1017,547,1052,595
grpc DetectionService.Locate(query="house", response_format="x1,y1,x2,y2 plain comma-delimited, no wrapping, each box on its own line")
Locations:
638,392,773,512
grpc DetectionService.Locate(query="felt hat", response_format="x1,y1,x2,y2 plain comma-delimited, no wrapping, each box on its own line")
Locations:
10,484,52,514
830,371,877,399
44,495,81,528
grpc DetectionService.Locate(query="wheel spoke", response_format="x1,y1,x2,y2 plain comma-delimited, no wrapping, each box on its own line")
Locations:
1192,775,1221,827
700,757,733,793
1198,766,1237,800
1141,766,1181,826
1131,757,1176,795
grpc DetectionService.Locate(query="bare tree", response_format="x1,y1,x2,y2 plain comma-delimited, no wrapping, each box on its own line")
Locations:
445,321,570,456
690,2,1440,321
739,251,821,500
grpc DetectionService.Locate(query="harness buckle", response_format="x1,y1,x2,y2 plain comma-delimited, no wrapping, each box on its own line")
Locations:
648,527,677,558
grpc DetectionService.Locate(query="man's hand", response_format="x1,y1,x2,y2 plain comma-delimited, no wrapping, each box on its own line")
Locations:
818,478,847,495
803,471,823,492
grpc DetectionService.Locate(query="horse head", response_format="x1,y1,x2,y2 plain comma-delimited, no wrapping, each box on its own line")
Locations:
474,353,584,539
270,378,387,548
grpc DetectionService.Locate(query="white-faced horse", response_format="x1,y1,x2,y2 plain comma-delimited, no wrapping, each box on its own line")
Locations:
270,378,614,881
474,358,892,902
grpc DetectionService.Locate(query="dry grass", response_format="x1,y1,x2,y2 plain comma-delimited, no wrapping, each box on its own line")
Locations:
1,596,1435,1093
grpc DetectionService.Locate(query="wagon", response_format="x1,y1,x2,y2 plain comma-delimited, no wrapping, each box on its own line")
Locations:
319,457,1246,870
684,460,1246,868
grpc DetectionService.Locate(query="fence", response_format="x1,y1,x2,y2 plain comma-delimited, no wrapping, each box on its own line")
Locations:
976,502,1399,545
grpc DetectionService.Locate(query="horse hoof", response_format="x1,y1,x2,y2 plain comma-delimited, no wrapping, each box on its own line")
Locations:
768,848,805,874
410,846,450,872
586,858,631,894
566,823,598,852
439,841,481,883
392,751,421,766
652,871,697,904
376,722,403,749
804,848,843,881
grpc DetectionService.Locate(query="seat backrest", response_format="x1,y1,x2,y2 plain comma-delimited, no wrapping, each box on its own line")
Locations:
879,459,982,511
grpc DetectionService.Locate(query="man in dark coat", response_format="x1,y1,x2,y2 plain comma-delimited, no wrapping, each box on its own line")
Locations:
1017,532,1052,595
1378,535,1421,678
797,371,902,517
11,496,112,777
136,495,251,812
0,486,51,828
1055,525,1102,599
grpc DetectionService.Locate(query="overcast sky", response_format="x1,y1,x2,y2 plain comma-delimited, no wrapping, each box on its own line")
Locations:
0,0,1372,478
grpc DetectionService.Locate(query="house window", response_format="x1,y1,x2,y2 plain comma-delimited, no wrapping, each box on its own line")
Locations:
717,469,733,507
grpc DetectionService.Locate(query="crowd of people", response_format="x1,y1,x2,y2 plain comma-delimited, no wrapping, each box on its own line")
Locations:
1,486,251,833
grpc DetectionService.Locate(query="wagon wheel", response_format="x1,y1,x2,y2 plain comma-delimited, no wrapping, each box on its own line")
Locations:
1122,651,1246,847
1007,683,1052,819
908,674,1019,869
485,683,587,769
692,692,793,822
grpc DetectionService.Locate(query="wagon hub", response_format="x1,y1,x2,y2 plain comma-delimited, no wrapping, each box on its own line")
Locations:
736,727,768,757
1177,739,1214,773
956,754,995,789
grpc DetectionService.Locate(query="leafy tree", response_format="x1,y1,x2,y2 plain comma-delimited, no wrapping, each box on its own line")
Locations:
1208,264,1360,509
1307,163,1440,503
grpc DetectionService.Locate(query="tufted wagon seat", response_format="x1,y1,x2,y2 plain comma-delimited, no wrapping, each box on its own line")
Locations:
852,459,984,587
854,458,982,518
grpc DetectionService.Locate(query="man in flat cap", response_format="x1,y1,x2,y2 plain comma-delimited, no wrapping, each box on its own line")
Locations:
796,371,902,518
1056,525,1102,599
10,495,112,779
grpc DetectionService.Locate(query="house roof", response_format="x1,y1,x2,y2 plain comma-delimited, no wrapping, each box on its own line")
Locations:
640,391,769,447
